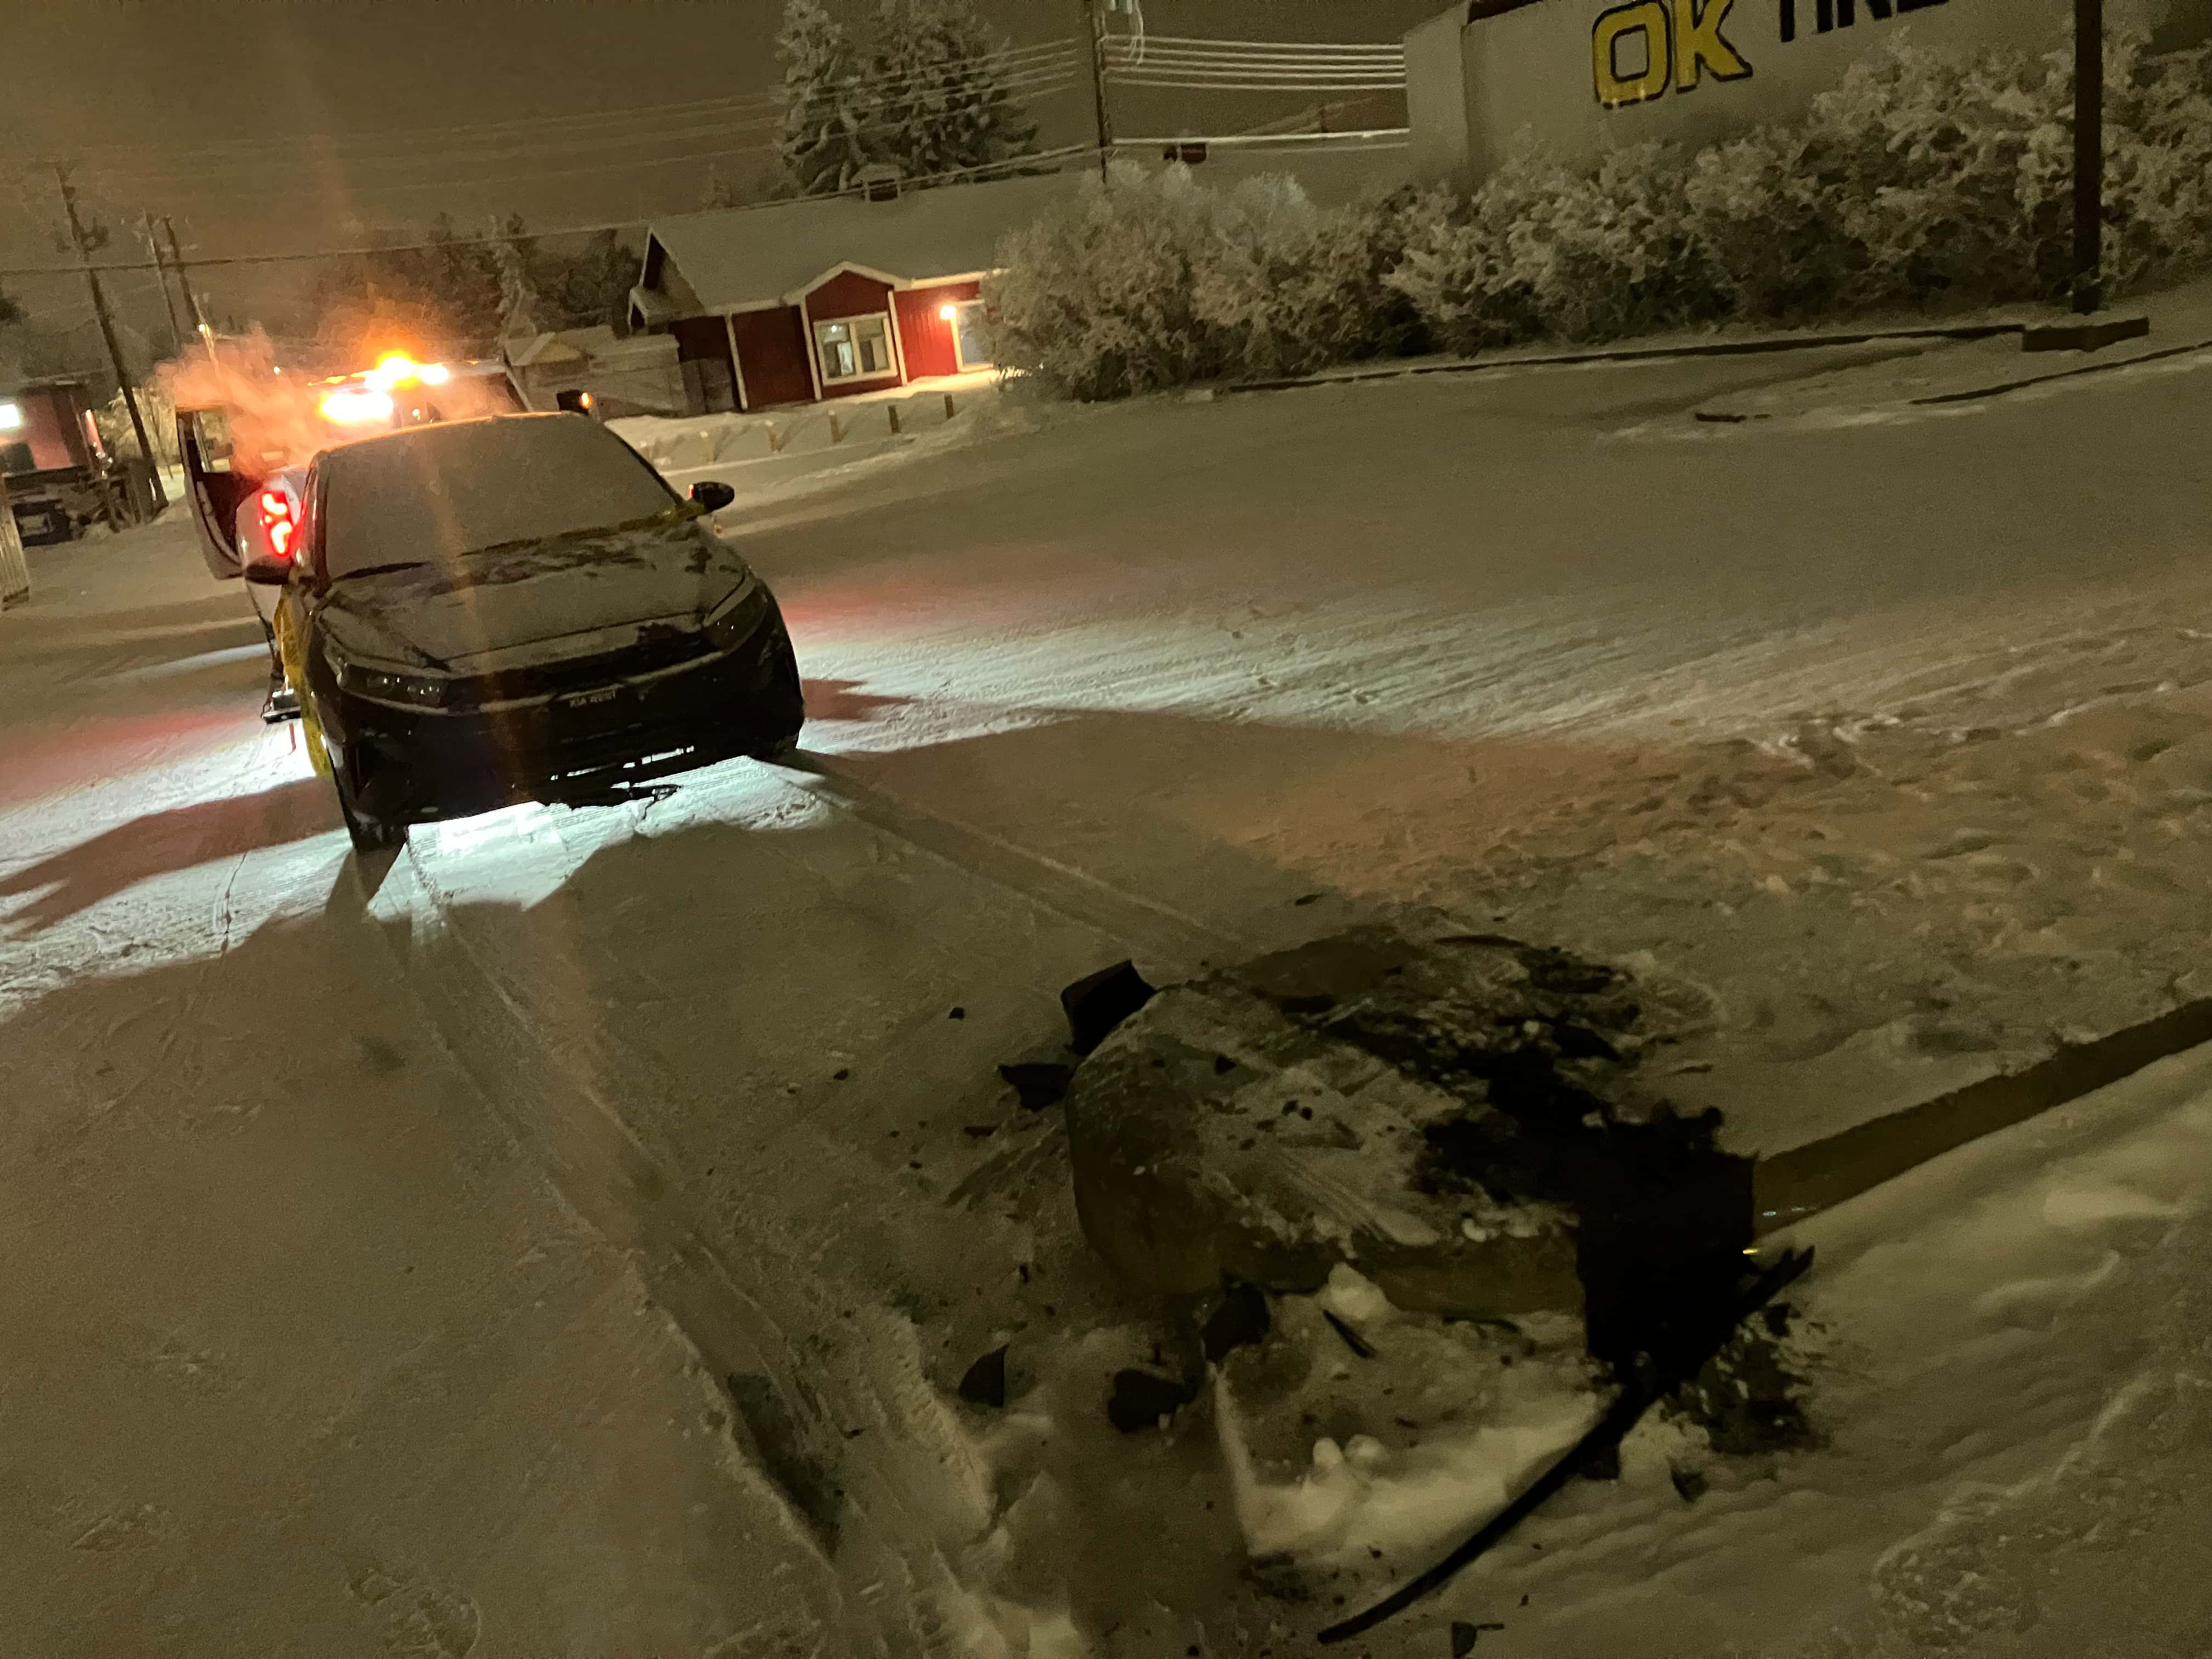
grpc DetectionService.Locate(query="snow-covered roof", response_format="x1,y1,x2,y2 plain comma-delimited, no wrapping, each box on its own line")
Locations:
507,325,676,371
642,170,1079,314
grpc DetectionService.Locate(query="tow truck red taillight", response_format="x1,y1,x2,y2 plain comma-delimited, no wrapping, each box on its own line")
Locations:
259,489,296,561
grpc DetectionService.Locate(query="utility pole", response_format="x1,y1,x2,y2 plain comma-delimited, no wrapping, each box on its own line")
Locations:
1079,0,1114,182
55,165,165,514
143,212,187,358
2072,0,2103,314
162,217,222,369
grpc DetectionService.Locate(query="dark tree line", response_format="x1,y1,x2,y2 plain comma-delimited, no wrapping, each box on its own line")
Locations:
296,214,639,364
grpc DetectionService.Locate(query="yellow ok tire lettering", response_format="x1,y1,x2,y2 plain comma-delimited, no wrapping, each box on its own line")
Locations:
1593,0,1672,107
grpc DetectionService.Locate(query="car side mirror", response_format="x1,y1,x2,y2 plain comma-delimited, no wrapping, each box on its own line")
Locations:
689,480,736,514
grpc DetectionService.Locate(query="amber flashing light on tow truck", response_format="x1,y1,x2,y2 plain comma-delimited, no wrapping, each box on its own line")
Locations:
318,354,452,425
320,386,395,425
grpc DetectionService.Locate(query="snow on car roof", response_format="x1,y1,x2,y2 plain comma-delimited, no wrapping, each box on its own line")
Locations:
317,414,678,582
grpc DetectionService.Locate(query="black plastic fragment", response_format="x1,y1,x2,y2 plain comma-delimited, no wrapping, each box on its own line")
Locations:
1061,960,1158,1055
1322,1308,1376,1359
1201,1280,1271,1363
958,1345,1009,1409
999,1062,1075,1111
1107,1368,1196,1432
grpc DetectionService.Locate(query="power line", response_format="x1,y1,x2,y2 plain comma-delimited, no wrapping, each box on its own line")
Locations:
75,57,1086,188
1105,72,1408,91
65,75,1084,215
1100,35,1406,91
48,40,1082,172
1124,35,1407,54
77,81,1084,209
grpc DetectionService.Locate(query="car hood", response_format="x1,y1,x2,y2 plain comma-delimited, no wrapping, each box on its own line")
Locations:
317,517,752,673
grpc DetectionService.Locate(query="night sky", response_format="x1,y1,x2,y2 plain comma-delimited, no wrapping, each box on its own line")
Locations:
2,0,1445,358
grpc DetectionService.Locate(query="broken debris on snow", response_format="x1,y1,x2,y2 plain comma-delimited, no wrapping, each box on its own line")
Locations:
1060,926,1753,1357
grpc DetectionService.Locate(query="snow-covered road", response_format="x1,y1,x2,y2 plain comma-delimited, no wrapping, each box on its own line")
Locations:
4,324,2210,1655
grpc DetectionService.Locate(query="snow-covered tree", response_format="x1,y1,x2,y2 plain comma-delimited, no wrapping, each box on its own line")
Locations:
777,0,878,197
866,0,1039,185
491,229,545,342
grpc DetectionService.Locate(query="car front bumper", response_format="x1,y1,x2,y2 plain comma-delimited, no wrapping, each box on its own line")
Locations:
327,608,804,823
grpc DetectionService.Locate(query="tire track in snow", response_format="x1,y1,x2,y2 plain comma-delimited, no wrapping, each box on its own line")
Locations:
365,762,1269,1655
372,838,958,1655
783,751,1251,969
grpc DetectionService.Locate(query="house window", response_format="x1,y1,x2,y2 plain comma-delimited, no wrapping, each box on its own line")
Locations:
814,314,895,383
947,300,993,370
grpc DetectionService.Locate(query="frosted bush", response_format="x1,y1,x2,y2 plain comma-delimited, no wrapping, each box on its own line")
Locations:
994,33,2212,398
1190,176,1429,379
1685,28,2212,317
1390,140,1725,351
986,163,1229,400
987,163,1425,398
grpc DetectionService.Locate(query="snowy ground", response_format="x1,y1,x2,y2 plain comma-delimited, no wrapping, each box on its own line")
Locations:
5,294,2211,1655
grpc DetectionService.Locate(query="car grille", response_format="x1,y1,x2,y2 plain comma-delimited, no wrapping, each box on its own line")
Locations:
451,629,710,708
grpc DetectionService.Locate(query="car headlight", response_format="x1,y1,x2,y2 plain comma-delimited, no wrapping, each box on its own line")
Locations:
703,579,771,654
333,651,450,709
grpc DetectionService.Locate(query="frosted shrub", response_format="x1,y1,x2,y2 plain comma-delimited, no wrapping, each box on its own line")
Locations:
1385,176,1548,355
1687,29,2212,317
988,163,1425,398
1191,177,1430,379
995,33,2212,398
2098,39,2212,291
986,163,1230,400
1391,141,1724,351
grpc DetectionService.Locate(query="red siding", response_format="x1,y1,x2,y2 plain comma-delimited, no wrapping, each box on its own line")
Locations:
729,307,815,409
803,271,903,399
4,387,84,471
893,280,984,380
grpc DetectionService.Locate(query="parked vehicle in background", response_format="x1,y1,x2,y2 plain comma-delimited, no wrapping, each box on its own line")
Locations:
270,413,803,853
2,376,116,544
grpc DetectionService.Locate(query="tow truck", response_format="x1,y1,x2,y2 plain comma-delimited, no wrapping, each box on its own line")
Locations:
177,352,527,722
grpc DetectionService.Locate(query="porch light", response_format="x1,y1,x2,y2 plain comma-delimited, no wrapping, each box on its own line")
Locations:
940,304,958,321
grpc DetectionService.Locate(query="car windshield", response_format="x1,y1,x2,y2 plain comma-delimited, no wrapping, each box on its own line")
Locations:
317,415,678,582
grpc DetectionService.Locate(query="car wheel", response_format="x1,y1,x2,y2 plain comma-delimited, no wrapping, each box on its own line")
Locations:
747,734,802,764
333,762,407,855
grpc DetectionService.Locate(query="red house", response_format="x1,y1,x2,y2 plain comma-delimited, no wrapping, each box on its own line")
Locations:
628,171,1075,415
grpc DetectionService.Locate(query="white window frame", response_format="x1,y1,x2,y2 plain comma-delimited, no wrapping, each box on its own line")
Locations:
947,300,993,371
812,312,898,385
